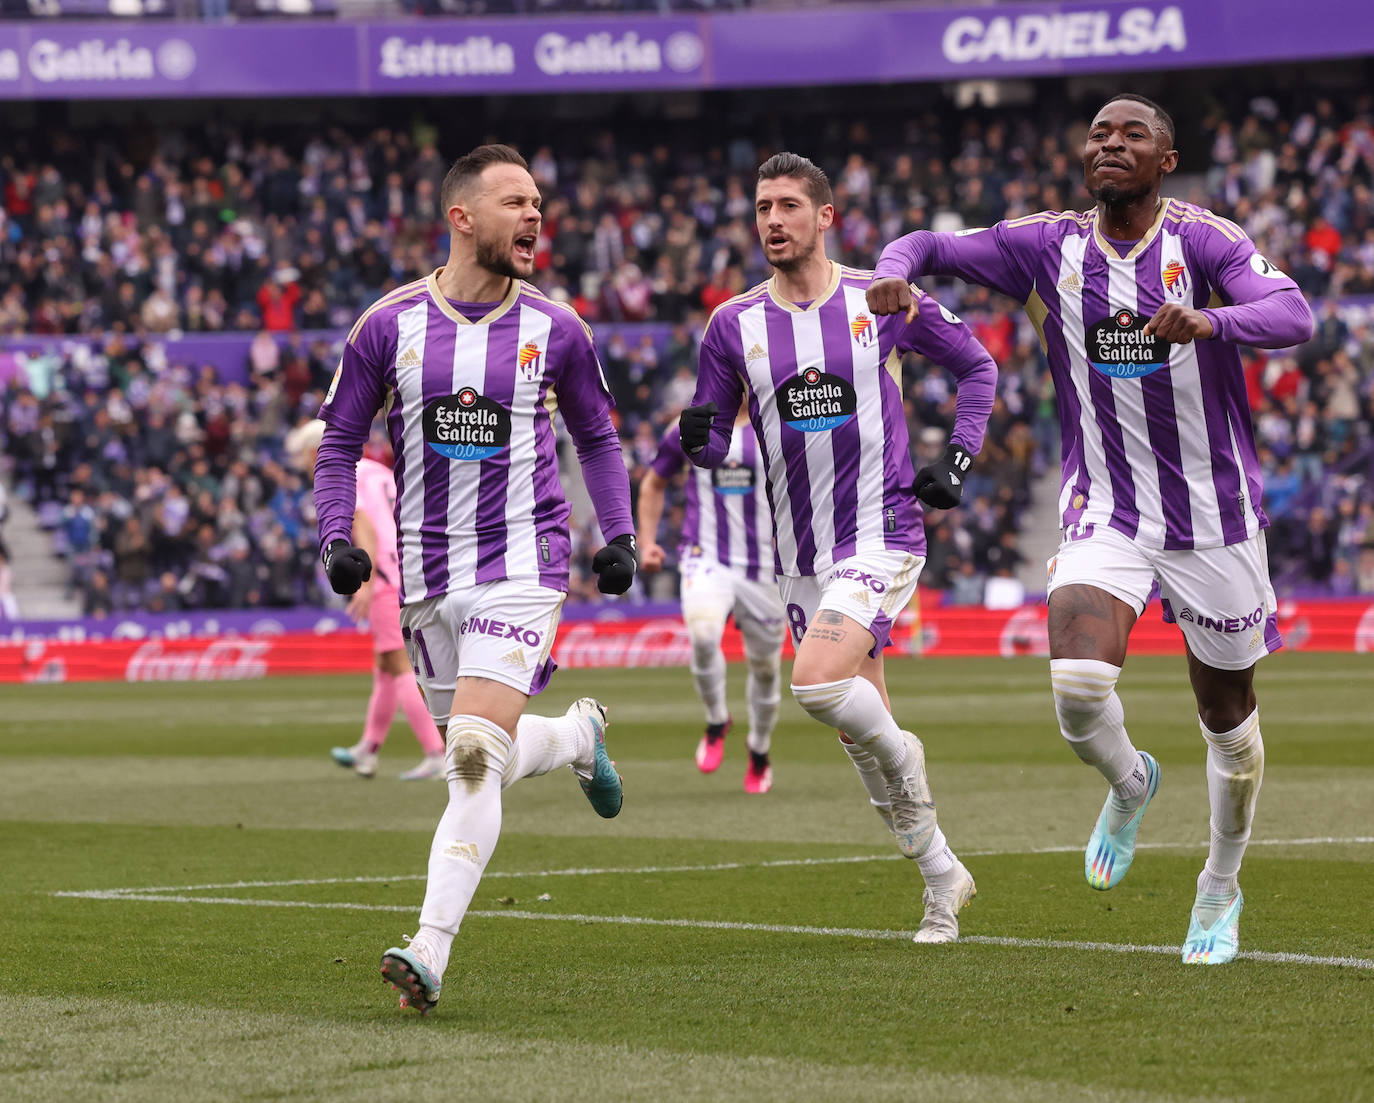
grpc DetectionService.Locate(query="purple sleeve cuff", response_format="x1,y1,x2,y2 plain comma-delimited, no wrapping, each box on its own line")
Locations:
949,356,998,456
686,418,731,469
1200,289,1314,349
577,436,634,542
875,231,934,281
313,425,366,552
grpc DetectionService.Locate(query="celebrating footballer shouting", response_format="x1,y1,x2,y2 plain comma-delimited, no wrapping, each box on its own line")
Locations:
681,153,998,942
313,144,638,1014
867,95,1315,963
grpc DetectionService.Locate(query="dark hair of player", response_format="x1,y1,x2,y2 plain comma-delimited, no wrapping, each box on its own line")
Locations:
756,152,834,211
1101,93,1176,148
440,144,530,211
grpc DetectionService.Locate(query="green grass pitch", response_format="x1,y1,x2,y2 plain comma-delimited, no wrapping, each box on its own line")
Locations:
1,653,1371,1102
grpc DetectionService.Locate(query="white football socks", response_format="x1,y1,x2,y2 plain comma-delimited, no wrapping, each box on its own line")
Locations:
1198,708,1264,906
688,630,730,727
792,676,908,775
508,711,592,787
744,652,781,756
840,736,893,818
1051,658,1148,829
410,715,511,979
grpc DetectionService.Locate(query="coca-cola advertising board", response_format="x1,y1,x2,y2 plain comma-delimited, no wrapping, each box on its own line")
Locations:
1,599,1371,684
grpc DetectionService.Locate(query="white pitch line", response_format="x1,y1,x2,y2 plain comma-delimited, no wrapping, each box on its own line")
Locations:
46,892,1374,970
55,890,417,913
56,835,1374,898
959,935,1374,970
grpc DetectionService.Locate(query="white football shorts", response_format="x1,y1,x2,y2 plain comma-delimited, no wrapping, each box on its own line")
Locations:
778,549,924,657
1047,525,1281,670
681,556,786,656
399,579,565,725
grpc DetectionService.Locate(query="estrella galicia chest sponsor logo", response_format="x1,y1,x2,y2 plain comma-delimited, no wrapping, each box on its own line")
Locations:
712,461,755,496
424,389,511,460
1087,309,1169,379
776,368,857,432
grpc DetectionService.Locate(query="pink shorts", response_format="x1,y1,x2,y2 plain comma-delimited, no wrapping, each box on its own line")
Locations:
369,583,405,654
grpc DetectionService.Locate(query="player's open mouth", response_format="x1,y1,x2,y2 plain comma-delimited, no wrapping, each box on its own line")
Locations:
766,235,788,248
514,235,536,260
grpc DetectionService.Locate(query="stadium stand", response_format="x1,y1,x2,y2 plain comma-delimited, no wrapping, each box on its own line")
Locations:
1,85,1372,614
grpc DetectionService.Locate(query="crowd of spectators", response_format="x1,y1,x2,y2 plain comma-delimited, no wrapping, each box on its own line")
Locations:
0,338,342,616
5,90,1373,339
1,82,1372,615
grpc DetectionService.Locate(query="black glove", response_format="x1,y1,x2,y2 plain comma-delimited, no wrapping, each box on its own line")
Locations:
912,443,974,510
323,538,372,595
591,533,637,596
678,401,718,454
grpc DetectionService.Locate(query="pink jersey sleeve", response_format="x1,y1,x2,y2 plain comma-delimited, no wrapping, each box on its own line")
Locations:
354,458,400,587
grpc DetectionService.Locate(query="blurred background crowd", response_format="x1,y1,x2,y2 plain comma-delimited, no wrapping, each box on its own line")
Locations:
1,77,1371,616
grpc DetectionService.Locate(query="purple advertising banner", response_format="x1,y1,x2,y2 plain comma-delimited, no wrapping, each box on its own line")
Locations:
0,22,362,98
0,601,685,641
365,16,708,95
0,0,1370,100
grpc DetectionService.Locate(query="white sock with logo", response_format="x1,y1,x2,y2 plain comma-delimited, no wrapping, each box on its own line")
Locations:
408,715,510,979
507,712,592,786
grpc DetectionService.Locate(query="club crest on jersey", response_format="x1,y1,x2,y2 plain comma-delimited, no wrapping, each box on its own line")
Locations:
1163,259,1189,299
712,461,756,496
1087,308,1170,379
424,389,512,460
776,368,857,432
850,313,876,349
517,340,544,381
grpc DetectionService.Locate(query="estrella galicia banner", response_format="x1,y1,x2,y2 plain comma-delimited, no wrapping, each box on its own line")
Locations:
0,0,1371,99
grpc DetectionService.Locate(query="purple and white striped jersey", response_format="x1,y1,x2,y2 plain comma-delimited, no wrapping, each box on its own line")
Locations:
690,262,997,577
875,199,1315,551
651,422,772,580
314,271,633,602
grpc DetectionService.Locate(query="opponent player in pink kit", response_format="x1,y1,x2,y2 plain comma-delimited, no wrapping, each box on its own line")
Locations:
682,153,998,942
868,95,1315,963
637,403,785,792
287,419,446,780
314,145,637,1013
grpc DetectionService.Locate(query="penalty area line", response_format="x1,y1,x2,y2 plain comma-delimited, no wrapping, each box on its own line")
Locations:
47,892,1374,971
52,835,1374,898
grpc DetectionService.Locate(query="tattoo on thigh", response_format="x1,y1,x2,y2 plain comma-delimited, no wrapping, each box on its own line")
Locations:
807,627,848,644
1048,586,1128,657
816,610,846,626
